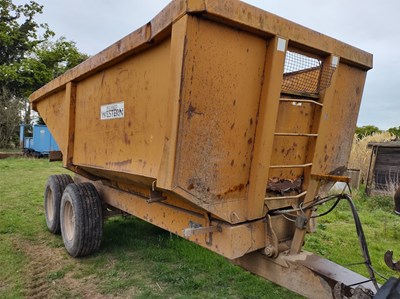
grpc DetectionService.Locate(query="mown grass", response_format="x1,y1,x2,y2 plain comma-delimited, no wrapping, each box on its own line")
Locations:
0,158,69,297
2,158,399,298
0,158,300,298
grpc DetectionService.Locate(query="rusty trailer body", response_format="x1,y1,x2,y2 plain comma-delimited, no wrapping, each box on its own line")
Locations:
30,1,373,298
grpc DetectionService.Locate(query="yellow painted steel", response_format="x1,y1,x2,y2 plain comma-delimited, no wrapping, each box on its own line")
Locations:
30,0,372,261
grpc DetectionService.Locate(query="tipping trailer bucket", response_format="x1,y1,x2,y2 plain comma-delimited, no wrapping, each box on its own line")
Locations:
30,1,373,297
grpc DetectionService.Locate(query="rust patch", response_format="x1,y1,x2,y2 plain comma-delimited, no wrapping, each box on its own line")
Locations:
106,159,132,168
124,133,131,145
186,178,210,202
247,138,253,144
267,177,302,195
220,184,245,196
329,166,347,176
186,102,204,120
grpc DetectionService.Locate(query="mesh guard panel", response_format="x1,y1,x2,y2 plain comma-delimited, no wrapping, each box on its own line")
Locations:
282,50,336,96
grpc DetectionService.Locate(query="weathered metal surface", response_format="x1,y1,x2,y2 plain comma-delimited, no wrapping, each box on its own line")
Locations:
30,1,373,289
233,251,376,299
49,151,63,162
30,2,371,220
75,175,266,259
312,64,367,176
172,16,266,222
246,36,287,220
73,39,171,179
183,224,222,238
30,0,372,106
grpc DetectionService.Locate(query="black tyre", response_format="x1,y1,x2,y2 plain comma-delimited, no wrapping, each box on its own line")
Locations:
60,183,103,257
44,174,74,234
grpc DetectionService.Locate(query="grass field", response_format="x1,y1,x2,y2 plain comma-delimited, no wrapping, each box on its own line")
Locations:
0,158,302,298
304,188,400,283
1,158,399,298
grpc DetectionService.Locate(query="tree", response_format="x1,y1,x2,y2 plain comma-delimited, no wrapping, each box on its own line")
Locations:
0,87,22,148
1,37,88,97
0,0,53,67
388,126,400,140
0,0,88,148
355,125,381,140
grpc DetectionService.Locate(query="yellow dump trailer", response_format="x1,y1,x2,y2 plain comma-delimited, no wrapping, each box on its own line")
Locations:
30,1,375,297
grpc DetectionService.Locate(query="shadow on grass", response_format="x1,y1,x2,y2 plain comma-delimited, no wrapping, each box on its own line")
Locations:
89,216,302,299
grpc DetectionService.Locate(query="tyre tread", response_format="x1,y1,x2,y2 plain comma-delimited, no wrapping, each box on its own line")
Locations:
44,174,73,234
60,182,103,257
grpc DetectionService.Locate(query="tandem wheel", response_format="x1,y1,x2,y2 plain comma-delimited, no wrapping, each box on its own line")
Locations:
44,174,74,234
60,183,103,257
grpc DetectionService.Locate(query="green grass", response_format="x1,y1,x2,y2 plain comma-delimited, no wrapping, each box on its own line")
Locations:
0,158,300,298
0,158,70,298
2,158,399,298
303,188,400,283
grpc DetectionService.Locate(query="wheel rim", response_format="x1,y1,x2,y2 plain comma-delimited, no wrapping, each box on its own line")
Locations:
46,188,54,222
63,200,75,242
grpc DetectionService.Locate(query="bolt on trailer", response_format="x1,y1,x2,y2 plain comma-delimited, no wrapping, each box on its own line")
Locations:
30,0,378,297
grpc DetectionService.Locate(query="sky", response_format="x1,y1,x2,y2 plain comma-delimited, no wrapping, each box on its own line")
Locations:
30,0,400,130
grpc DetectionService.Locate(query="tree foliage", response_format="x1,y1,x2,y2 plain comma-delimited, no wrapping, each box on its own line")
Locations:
1,37,88,97
388,126,400,140
0,87,22,147
355,125,381,140
0,0,52,66
0,0,88,148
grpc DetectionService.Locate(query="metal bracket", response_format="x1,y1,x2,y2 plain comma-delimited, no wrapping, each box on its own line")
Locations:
147,190,167,203
333,282,374,299
183,221,222,238
295,214,308,230
310,173,351,184
263,215,279,258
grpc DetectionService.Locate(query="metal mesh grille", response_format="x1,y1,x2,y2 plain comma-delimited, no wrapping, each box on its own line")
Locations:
281,50,336,96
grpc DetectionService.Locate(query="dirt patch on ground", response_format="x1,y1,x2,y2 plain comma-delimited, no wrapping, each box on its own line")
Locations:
13,238,119,298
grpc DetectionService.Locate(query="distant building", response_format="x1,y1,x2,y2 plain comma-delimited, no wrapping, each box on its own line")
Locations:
366,142,400,195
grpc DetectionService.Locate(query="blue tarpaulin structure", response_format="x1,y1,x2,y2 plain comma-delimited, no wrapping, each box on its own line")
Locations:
20,124,59,155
